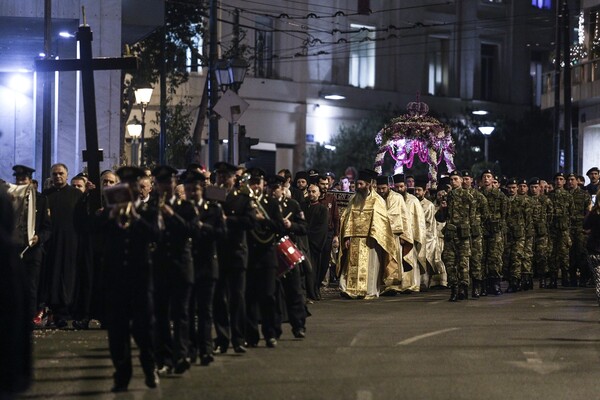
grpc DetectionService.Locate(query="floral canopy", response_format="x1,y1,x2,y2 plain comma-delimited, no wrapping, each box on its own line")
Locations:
373,97,455,187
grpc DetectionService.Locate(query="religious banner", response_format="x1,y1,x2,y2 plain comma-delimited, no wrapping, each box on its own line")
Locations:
329,190,354,211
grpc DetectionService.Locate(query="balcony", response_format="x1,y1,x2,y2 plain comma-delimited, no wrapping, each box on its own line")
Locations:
541,58,600,109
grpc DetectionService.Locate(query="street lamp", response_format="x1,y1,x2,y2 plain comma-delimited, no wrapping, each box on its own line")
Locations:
478,126,495,162
134,83,153,166
127,116,142,166
214,57,248,164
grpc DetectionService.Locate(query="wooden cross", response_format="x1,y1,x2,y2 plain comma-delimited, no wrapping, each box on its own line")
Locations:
35,20,138,209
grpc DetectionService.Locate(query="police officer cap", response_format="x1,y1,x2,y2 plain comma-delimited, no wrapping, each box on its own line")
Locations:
392,173,405,183
247,167,266,181
506,178,518,186
325,171,336,179
187,162,206,172
213,162,237,175
116,166,144,183
461,170,472,178
375,175,390,185
357,169,378,182
449,170,462,178
308,168,319,177
180,170,206,184
152,165,178,182
295,171,309,182
480,169,494,178
553,171,565,180
266,174,286,187
586,167,599,176
12,164,35,177
528,177,540,185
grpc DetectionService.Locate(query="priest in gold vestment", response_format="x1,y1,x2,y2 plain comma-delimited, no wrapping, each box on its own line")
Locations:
337,170,398,299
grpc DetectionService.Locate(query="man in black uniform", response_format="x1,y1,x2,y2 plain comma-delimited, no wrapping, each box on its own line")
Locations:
245,168,285,348
94,166,160,392
183,170,227,366
152,165,197,375
213,162,256,354
269,175,308,339
12,165,51,324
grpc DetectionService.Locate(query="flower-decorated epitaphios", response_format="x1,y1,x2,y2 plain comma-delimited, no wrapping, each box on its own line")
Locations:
373,97,455,187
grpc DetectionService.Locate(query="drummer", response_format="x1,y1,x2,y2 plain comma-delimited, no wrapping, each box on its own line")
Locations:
244,168,285,349
268,175,309,340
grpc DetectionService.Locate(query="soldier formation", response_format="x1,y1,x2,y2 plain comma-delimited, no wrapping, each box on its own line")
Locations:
2,161,600,393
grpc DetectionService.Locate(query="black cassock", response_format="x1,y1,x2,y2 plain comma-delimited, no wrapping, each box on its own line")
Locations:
301,201,329,300
41,185,82,319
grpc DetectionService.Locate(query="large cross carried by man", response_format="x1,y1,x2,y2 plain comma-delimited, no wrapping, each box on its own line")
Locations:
35,16,138,208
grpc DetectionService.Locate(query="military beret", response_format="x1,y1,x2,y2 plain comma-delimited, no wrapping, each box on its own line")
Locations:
325,171,336,179
528,177,540,185
152,165,178,182
587,167,599,176
375,175,390,185
480,169,494,178
461,170,472,178
392,173,405,183
12,164,35,177
449,170,462,178
116,166,144,183
101,169,114,176
357,169,378,182
294,171,309,182
438,176,451,187
518,178,528,185
506,178,518,186
553,172,565,180
213,162,237,175
75,172,88,179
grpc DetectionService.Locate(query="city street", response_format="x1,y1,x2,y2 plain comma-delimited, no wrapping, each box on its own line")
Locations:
23,286,600,400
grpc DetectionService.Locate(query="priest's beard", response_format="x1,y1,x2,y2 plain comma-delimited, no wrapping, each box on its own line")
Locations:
352,187,369,211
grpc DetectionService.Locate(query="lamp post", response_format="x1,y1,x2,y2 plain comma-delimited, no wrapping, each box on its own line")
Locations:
127,116,142,166
215,57,248,164
134,83,153,166
478,126,495,162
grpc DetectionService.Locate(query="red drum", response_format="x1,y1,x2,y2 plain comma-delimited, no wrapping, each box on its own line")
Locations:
276,236,305,276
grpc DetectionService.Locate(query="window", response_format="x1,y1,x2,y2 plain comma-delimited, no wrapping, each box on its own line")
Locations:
349,24,375,88
186,24,203,73
531,52,543,107
428,37,449,96
532,0,551,9
480,44,498,100
255,16,273,78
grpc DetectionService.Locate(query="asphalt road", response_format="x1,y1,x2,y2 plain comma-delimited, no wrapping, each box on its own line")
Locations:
21,285,600,400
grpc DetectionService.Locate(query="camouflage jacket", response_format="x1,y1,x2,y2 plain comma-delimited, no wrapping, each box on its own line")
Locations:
547,188,574,232
529,194,551,237
569,187,591,229
480,187,508,236
506,194,531,240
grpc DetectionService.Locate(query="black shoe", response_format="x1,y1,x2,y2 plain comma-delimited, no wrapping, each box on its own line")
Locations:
144,370,159,388
54,319,68,329
156,365,172,376
266,338,277,348
72,319,89,330
173,359,191,374
292,329,306,339
472,281,481,299
111,384,128,393
539,278,546,289
233,345,247,353
213,344,227,354
449,286,458,302
493,281,502,296
480,280,488,297
200,354,214,366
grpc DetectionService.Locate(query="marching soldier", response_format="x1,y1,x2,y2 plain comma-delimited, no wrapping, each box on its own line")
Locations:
152,165,197,375
528,178,552,288
547,172,575,288
94,166,160,392
435,171,474,302
517,178,535,290
245,168,285,348
504,179,530,292
480,169,508,295
213,162,256,354
183,170,227,366
567,173,592,286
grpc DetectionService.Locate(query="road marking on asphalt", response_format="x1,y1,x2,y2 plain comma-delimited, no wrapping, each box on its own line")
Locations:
508,350,565,374
395,327,459,346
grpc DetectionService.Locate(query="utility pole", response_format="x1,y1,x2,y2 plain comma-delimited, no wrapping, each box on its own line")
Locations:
562,0,573,174
228,9,240,165
553,1,562,173
208,0,219,168
159,1,167,165
42,0,52,181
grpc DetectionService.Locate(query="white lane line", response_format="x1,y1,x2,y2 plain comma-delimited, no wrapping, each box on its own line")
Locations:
395,327,460,346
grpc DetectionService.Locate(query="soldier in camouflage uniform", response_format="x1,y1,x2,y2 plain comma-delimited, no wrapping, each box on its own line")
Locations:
462,170,488,298
480,170,508,295
567,173,592,286
517,179,535,290
528,178,552,288
547,172,574,288
503,179,530,292
435,171,475,302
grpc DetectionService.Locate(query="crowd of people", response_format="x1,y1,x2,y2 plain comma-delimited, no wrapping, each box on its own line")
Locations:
2,160,600,395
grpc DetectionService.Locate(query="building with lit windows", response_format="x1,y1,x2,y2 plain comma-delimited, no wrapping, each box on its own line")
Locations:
0,0,556,180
